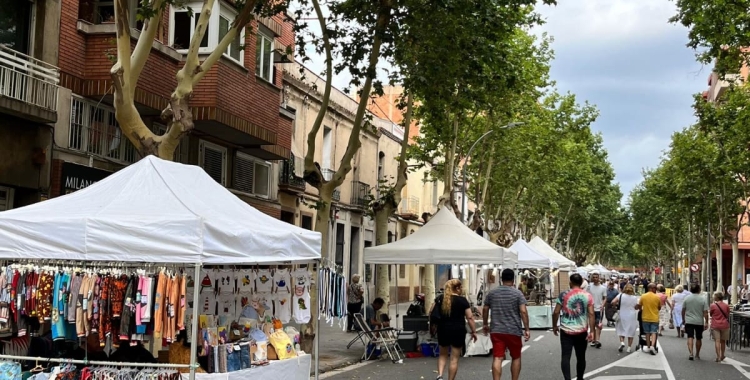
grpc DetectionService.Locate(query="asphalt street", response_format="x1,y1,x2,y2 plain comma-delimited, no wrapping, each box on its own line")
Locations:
318,328,750,380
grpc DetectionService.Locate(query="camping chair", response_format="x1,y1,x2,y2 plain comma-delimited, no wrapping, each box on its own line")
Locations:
353,313,405,363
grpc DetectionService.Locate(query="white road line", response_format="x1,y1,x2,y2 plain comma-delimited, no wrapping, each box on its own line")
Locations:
318,361,372,379
501,345,531,367
592,375,661,380
582,341,674,380
722,358,750,379
534,335,544,342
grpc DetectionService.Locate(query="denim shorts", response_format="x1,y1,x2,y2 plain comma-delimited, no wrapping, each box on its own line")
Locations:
226,345,241,372
643,322,659,334
239,342,252,369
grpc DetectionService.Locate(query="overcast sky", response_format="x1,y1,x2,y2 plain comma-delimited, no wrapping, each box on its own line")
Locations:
300,0,707,204
535,0,706,203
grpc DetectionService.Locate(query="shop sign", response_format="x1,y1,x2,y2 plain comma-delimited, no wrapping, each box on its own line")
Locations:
61,162,112,194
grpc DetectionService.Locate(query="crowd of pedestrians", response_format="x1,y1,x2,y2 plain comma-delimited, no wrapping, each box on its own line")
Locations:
428,270,742,380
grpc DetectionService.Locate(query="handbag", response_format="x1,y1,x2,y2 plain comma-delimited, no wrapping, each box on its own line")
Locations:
612,294,622,322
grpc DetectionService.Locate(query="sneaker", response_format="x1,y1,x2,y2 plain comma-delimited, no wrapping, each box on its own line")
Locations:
590,341,597,347
627,347,631,353
618,345,624,353
437,377,444,380
595,342,602,349
650,348,656,356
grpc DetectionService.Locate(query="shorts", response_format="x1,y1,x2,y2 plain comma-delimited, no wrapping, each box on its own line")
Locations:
437,325,466,348
490,333,523,359
642,322,658,334
711,328,730,341
685,324,704,340
594,311,602,325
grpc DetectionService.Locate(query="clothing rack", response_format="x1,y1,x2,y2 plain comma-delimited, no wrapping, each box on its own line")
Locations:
0,353,192,369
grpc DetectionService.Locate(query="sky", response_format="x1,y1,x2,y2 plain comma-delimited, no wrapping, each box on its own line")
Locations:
300,0,708,204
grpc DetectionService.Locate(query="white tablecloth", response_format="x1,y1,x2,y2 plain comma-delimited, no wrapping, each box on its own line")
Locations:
183,354,312,380
527,305,552,329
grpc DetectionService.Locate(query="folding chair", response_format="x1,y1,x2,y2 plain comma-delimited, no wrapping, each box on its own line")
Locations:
353,313,405,363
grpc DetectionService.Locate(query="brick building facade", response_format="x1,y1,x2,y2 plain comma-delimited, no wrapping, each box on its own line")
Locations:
45,0,297,219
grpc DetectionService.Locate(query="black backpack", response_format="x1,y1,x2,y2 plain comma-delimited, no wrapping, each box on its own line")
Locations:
430,294,444,324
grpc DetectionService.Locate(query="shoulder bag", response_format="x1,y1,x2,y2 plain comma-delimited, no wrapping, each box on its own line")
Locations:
612,294,622,322
715,302,730,321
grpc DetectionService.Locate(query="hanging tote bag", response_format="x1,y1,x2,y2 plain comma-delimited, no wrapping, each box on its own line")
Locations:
269,330,297,360
612,294,622,323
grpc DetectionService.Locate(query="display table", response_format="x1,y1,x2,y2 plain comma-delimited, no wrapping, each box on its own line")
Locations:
184,354,312,380
729,311,750,351
527,305,552,329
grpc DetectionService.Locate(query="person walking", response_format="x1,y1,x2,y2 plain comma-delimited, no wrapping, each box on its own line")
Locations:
612,284,638,353
671,285,687,338
604,281,619,328
482,268,530,380
741,284,748,305
636,283,661,355
587,271,607,348
710,291,730,362
347,274,364,331
657,284,671,337
434,279,477,380
681,283,709,360
553,273,595,380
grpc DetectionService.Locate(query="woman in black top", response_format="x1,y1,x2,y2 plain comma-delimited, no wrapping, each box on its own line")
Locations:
432,279,477,380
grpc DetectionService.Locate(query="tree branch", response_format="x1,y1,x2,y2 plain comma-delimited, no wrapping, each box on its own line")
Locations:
390,93,413,208
130,0,165,96
303,0,333,188
112,0,134,101
180,0,216,86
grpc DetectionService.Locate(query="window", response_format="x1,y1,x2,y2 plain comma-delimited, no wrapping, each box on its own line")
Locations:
86,0,141,28
255,32,273,82
399,265,406,279
322,126,332,174
170,2,244,62
69,96,137,163
234,152,271,197
301,215,313,230
199,140,227,185
0,0,32,54
0,186,14,211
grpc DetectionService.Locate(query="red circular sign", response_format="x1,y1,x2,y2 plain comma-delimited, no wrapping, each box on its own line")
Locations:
654,267,661,275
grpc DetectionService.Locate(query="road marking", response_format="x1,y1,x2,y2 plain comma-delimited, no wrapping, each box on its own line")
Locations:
592,375,661,380
582,341,675,380
534,335,544,342
318,360,372,379
501,345,530,367
722,358,750,379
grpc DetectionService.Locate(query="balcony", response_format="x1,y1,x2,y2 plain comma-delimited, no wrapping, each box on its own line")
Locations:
332,189,341,202
68,97,137,163
399,196,419,215
0,46,60,123
351,181,371,208
707,72,743,102
279,155,306,193
322,168,335,181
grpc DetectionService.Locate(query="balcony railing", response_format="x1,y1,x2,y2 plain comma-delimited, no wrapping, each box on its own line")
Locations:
69,97,137,163
399,196,419,215
0,45,60,111
279,155,306,191
332,189,341,202
351,181,370,207
322,168,335,181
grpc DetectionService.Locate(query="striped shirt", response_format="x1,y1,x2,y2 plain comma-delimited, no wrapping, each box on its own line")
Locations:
484,285,527,336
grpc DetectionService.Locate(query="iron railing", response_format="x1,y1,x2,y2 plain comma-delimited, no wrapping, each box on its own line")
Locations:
351,181,370,207
322,168,335,181
399,196,419,215
0,45,60,111
332,189,341,202
69,97,137,163
279,154,306,191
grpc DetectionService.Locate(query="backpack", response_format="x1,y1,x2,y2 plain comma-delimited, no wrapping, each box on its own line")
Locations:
430,294,444,325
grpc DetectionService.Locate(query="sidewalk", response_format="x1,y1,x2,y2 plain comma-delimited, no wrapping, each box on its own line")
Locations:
316,302,413,373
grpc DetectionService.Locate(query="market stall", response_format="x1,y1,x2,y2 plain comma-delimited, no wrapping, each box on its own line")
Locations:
0,156,322,380
509,239,558,329
364,207,518,356
528,236,576,297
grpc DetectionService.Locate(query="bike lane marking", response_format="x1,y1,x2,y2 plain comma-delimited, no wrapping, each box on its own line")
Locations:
582,341,675,380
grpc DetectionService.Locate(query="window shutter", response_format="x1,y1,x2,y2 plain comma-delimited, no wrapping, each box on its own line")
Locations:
201,142,226,185
253,161,270,197
234,154,255,193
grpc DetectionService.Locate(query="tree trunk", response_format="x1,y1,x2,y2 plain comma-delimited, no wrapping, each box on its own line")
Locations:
716,240,723,294
300,186,333,353
375,208,392,305
731,237,740,304
423,265,436,314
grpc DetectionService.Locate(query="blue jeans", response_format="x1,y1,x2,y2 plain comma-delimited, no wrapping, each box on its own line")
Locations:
239,342,252,369
226,346,241,372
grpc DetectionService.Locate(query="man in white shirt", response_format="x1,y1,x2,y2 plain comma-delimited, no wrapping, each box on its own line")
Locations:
741,284,749,305
586,271,607,349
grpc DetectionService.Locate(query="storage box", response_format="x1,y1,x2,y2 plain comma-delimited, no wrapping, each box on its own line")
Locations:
403,316,429,332
398,331,418,352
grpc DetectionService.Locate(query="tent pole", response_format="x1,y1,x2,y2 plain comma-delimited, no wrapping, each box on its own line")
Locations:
189,263,202,380
315,260,320,380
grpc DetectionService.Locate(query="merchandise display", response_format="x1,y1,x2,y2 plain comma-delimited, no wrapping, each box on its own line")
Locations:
317,267,347,325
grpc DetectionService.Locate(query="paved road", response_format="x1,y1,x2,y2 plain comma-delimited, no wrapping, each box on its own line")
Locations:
318,328,750,380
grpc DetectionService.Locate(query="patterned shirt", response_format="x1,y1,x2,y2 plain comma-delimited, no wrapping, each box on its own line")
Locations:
556,288,593,335
484,285,527,336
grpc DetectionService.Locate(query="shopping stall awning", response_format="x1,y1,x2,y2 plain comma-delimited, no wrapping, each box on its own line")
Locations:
0,156,321,264
528,236,576,271
364,206,517,266
510,239,558,269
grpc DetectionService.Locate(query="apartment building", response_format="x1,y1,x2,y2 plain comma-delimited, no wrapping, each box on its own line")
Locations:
0,0,62,210
46,0,294,218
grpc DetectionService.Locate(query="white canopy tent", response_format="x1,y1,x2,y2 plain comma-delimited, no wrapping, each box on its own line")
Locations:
364,206,517,267
0,156,322,380
0,156,321,264
528,236,576,271
510,239,558,269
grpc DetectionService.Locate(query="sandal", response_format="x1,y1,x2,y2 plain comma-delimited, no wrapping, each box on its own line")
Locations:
689,356,694,361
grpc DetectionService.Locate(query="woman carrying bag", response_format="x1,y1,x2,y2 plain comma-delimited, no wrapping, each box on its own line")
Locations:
612,284,638,353
431,279,477,380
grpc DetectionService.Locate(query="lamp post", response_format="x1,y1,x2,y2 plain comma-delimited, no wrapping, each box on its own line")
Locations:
461,122,524,223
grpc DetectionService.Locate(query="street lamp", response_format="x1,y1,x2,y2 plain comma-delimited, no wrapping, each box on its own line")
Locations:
461,122,524,223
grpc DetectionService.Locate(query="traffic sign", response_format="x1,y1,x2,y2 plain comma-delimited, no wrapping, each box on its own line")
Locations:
690,264,700,273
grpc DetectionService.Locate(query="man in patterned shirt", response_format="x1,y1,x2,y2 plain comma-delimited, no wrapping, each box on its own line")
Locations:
553,273,595,380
